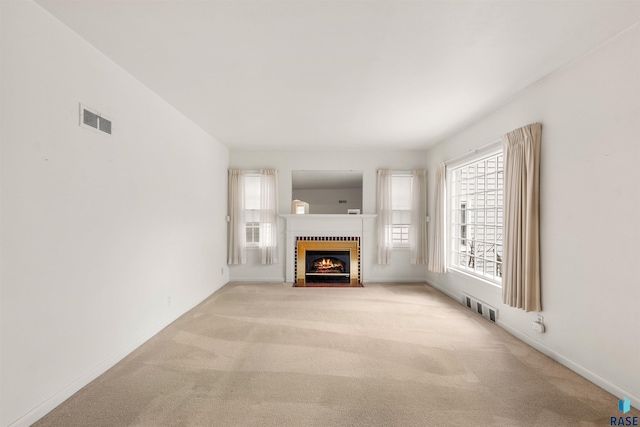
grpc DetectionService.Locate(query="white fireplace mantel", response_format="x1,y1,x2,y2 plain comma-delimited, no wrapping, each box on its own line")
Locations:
280,214,377,283
280,214,377,219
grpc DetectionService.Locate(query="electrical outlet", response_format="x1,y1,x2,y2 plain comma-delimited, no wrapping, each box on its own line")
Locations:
532,314,545,333
532,320,545,333
221,267,224,275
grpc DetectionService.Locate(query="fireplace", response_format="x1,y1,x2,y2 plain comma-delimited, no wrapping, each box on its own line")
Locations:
296,237,360,285
306,251,350,283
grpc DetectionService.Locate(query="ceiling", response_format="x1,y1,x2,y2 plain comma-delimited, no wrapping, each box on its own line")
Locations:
35,0,640,151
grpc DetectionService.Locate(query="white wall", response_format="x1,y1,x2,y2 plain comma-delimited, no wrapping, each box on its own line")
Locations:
229,150,428,282
424,25,640,407
0,2,229,426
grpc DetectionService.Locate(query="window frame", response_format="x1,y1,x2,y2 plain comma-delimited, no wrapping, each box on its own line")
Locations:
244,173,261,247
245,221,260,247
446,147,504,286
391,172,412,248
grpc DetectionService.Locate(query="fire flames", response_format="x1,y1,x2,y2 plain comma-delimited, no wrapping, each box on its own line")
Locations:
311,258,344,273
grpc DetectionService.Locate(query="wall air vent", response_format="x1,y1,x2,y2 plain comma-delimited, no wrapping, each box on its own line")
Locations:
80,104,112,135
462,293,498,323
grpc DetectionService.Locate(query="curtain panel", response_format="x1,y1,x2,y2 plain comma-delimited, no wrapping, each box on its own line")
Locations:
428,163,446,273
376,170,393,264
259,169,279,264
502,123,542,312
227,169,246,265
410,170,428,265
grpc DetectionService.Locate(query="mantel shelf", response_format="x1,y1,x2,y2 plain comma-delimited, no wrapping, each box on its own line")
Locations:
280,214,377,219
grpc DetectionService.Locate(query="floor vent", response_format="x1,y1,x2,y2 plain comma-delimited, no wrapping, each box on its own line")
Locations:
462,293,497,323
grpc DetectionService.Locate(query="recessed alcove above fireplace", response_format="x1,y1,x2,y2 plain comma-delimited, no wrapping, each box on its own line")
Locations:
296,237,360,285
291,170,363,214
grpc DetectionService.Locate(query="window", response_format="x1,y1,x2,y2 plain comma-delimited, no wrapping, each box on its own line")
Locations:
448,150,504,284
245,174,261,245
391,174,412,246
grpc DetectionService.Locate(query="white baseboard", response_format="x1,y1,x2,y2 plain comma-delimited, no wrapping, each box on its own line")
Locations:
9,284,224,427
229,277,285,282
424,279,459,301
366,278,427,283
425,279,640,411
497,321,640,410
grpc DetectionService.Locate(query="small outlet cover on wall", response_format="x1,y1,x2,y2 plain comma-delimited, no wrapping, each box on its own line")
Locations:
532,321,545,333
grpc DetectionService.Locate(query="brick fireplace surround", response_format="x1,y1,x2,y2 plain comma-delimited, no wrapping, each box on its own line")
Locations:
295,237,361,285
281,214,376,284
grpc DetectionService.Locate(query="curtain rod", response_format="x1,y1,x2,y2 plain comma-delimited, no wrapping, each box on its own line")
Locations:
444,139,501,166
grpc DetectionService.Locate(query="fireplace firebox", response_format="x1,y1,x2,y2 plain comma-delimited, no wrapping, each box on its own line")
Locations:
296,238,359,285
305,251,350,283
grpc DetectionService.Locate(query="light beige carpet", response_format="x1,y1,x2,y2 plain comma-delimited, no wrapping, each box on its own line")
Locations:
34,282,637,426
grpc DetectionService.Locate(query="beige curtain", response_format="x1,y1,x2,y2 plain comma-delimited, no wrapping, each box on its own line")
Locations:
428,163,446,273
227,169,246,265
502,123,542,312
410,170,428,264
376,170,393,264
259,169,279,264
